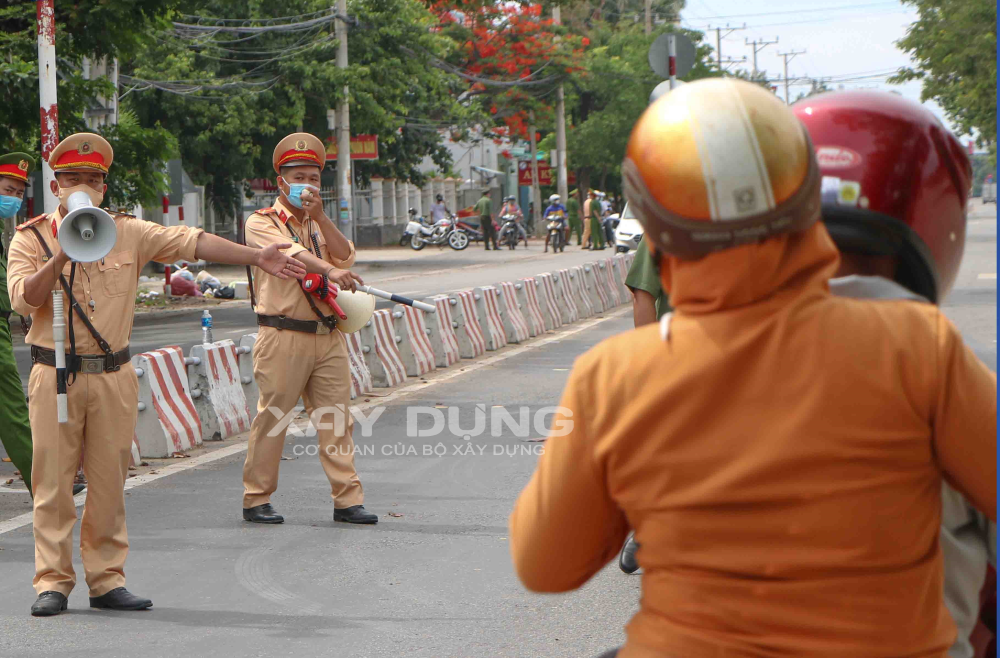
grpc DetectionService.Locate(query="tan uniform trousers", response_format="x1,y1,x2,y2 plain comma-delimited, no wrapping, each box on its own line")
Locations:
242,326,363,509
28,362,139,597
582,218,592,247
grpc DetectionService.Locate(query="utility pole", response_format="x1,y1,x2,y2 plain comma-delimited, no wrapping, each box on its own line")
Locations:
334,2,353,242
745,36,778,77
37,0,59,214
711,24,746,73
644,0,652,35
778,49,805,104
553,6,568,210
528,111,542,231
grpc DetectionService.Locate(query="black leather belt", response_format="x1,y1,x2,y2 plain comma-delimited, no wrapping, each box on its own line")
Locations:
30,345,131,374
257,314,336,335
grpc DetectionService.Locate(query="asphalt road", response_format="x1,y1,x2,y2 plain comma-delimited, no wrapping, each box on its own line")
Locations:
0,310,639,658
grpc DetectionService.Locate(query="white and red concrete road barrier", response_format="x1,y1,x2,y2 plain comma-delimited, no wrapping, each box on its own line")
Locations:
535,273,564,332
453,291,486,359
426,295,461,367
132,345,203,458
555,270,579,325
497,281,531,344
366,309,407,388
568,266,594,319
237,334,258,420
346,330,374,400
584,262,609,314
393,304,437,377
515,279,546,337
473,286,507,352
187,340,251,442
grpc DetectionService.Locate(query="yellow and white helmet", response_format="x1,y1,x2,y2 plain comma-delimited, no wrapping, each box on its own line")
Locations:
622,78,821,259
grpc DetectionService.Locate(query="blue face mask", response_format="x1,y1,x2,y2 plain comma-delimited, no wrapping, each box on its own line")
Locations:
0,195,22,219
285,184,313,209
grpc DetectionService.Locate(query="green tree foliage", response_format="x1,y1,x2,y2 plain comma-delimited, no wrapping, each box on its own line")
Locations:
892,0,996,155
127,0,469,218
0,1,179,209
542,24,715,199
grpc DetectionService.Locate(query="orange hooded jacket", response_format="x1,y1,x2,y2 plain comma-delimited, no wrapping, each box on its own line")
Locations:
509,222,996,657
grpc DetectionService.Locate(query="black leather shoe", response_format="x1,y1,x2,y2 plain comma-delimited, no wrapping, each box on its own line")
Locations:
90,587,152,611
619,534,640,574
72,483,86,495
243,503,284,524
30,591,68,617
333,505,378,524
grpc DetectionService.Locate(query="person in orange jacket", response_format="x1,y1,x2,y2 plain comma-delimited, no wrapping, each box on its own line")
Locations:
509,78,996,657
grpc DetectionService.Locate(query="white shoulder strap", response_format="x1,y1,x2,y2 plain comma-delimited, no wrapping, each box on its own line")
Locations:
659,311,673,342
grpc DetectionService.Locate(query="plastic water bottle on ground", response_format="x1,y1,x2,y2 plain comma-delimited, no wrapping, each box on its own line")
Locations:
201,309,213,344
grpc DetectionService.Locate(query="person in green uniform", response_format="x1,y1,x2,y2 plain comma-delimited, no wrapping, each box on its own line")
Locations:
624,235,672,327
475,189,497,250
0,152,36,494
566,191,582,246
588,190,606,250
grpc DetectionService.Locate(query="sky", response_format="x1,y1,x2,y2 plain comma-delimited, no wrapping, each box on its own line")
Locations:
675,0,975,144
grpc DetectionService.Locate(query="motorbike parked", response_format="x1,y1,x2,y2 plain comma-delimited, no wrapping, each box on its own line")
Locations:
455,216,483,243
498,214,520,250
546,214,565,253
404,209,469,251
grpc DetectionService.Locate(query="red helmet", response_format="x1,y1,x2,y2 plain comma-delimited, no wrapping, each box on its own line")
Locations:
792,90,972,302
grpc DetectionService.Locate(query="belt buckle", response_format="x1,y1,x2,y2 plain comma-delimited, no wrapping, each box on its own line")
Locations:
80,358,103,374
316,323,332,335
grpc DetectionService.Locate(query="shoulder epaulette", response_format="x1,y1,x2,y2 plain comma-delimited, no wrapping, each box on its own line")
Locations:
257,207,278,216
112,212,136,221
15,214,49,231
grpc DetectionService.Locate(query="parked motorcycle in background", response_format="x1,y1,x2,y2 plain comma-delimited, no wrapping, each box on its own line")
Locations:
404,208,470,251
546,214,565,253
498,214,520,250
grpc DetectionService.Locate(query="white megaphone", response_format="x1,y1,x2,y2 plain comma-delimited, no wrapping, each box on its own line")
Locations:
58,190,117,262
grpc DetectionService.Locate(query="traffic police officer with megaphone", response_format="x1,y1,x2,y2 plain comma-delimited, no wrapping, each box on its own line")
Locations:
6,133,308,617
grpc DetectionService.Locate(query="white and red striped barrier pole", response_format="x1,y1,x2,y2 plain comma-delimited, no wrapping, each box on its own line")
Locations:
37,0,59,215
132,346,203,458
187,340,251,442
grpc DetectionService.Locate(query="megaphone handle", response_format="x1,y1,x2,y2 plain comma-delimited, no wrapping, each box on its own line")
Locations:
328,297,348,321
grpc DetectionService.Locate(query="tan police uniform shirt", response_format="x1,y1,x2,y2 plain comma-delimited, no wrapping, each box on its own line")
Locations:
244,198,356,320
7,207,203,352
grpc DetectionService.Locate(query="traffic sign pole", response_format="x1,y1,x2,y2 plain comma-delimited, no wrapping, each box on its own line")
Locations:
668,34,677,90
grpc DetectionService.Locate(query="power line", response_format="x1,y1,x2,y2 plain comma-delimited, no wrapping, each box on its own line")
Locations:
691,1,900,21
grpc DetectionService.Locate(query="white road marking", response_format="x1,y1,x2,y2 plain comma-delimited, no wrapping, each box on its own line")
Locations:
0,307,629,537
977,273,996,279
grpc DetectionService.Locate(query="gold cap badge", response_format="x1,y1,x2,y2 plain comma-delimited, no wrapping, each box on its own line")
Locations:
295,139,307,150
17,160,28,171
79,141,92,155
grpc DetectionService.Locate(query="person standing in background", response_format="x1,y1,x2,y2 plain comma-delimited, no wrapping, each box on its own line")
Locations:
566,191,582,246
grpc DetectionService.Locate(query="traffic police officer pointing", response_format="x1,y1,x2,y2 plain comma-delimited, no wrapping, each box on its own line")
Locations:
6,132,306,617
241,133,376,525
